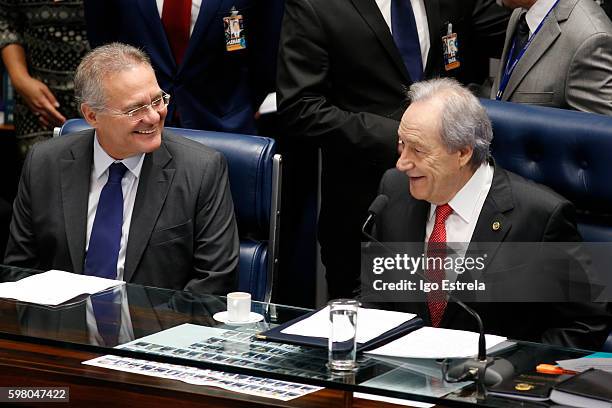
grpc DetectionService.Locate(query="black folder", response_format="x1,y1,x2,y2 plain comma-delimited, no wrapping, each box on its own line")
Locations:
550,369,612,407
256,309,424,352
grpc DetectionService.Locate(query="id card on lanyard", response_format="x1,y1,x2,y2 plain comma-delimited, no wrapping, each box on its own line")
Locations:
495,0,560,100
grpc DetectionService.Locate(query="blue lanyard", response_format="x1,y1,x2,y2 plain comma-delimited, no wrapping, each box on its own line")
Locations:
496,0,560,100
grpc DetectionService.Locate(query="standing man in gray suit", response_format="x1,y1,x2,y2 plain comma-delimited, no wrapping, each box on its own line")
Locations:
492,0,612,115
4,43,239,295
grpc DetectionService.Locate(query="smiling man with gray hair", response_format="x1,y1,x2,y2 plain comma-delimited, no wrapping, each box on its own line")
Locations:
5,43,239,295
373,78,610,349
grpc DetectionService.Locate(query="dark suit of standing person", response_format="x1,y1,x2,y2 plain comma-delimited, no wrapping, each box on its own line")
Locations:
492,0,612,114
84,0,282,134
277,0,510,299
4,43,239,295
372,78,609,350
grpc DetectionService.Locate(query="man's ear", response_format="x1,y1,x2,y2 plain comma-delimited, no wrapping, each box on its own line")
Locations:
81,103,98,127
458,146,473,168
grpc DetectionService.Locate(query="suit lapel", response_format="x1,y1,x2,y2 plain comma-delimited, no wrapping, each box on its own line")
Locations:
123,137,175,282
137,0,179,71
495,10,521,96
349,0,411,81
502,0,572,99
423,0,440,76
181,0,224,69
60,131,94,275
440,164,514,326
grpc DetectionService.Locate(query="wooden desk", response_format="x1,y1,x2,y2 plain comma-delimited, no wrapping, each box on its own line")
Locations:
0,339,417,408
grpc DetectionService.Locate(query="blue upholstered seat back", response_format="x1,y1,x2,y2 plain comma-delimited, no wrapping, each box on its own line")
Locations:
58,119,276,301
482,99,612,242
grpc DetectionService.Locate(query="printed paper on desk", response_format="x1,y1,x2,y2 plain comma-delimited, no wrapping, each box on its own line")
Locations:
280,306,417,344
365,327,507,359
557,357,612,373
0,269,124,306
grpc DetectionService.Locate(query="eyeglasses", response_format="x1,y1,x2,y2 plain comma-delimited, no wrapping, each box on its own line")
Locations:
104,92,170,121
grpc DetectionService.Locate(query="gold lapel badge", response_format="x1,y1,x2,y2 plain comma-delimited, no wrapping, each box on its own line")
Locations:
492,221,501,231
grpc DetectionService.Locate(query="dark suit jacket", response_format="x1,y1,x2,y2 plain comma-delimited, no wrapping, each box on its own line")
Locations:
277,0,510,290
373,165,610,350
4,130,239,295
492,0,612,114
84,0,283,134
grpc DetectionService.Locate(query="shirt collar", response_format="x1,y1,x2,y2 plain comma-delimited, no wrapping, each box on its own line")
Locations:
93,132,145,180
523,0,557,35
428,163,493,224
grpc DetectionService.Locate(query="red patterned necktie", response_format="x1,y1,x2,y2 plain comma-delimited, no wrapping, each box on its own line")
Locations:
426,203,453,327
162,0,191,65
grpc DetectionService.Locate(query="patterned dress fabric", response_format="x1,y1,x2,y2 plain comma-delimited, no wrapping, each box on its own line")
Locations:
0,0,89,157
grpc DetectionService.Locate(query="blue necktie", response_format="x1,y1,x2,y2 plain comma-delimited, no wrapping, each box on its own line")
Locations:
391,0,423,82
91,289,122,346
85,162,127,346
84,162,128,279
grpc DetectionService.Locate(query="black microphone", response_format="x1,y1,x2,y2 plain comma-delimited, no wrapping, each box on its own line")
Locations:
360,195,511,386
362,194,389,240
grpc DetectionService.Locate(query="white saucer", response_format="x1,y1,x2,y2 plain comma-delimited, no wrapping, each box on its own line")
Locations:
213,311,264,325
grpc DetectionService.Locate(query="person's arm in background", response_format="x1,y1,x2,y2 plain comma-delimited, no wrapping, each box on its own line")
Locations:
565,30,612,115
276,0,399,153
471,0,511,59
0,4,65,127
250,0,285,115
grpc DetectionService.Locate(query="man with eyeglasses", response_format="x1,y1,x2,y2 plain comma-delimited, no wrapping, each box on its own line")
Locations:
4,43,239,295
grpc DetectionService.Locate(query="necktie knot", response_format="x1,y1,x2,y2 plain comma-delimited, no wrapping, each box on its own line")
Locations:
514,13,530,54
434,203,453,226
517,13,529,37
108,162,128,184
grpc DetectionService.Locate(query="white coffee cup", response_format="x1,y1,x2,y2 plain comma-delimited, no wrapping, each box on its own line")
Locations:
227,292,251,322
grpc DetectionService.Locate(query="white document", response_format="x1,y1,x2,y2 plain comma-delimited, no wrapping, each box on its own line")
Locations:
0,269,124,306
354,393,434,407
280,306,416,344
365,327,507,359
557,357,612,373
84,355,322,402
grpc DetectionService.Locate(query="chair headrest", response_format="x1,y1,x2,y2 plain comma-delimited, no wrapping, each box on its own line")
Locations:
482,99,612,213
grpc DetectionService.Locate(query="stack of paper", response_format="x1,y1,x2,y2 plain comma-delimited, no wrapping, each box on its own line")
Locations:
365,327,507,359
0,269,124,305
280,306,417,343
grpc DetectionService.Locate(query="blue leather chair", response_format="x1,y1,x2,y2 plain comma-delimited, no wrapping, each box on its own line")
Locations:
481,99,612,351
482,99,612,242
55,119,281,303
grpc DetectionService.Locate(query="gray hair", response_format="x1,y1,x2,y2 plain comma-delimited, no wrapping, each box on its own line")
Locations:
407,78,493,168
74,42,152,111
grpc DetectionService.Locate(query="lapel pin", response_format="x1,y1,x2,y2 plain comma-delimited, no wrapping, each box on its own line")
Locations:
492,221,501,231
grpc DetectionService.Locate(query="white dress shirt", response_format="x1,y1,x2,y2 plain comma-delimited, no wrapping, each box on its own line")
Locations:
86,134,144,281
375,0,430,69
425,163,494,246
523,0,559,36
424,163,493,281
156,0,202,35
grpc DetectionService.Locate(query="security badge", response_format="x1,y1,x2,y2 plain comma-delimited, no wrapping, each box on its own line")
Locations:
442,23,460,71
224,7,247,52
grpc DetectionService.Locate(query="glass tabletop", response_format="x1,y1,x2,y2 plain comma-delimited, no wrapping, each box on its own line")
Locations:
0,265,591,407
